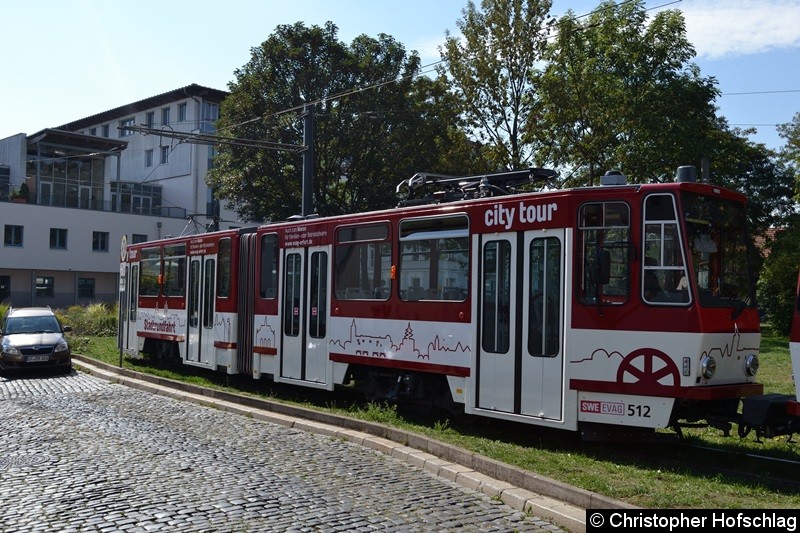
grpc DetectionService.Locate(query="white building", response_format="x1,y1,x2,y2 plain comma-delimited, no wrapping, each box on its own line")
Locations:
0,84,248,307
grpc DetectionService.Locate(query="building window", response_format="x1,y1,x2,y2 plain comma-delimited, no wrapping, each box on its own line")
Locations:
78,278,96,299
36,276,54,298
160,146,169,165
178,102,187,123
50,228,68,249
119,117,135,137
146,111,155,129
93,231,109,252
0,275,9,301
102,124,110,138
4,224,23,246
90,127,97,136
162,107,171,126
26,147,105,210
145,149,154,167
201,102,219,133
132,234,148,244
0,165,8,199
0,166,8,200
111,182,164,216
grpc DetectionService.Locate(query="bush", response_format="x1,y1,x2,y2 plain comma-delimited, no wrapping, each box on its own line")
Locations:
58,302,118,337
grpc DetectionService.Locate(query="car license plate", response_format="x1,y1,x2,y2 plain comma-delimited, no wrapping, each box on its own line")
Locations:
26,355,50,363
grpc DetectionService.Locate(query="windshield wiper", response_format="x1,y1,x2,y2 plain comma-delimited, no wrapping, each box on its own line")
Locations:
730,296,752,320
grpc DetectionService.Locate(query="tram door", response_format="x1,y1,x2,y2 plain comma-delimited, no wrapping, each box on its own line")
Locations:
477,229,564,420
118,263,130,351
279,245,330,386
186,255,215,366
124,263,139,351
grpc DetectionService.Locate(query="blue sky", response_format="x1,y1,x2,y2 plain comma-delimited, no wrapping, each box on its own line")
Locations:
1,0,798,153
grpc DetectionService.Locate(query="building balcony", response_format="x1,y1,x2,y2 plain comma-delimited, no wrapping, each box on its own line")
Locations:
0,192,187,219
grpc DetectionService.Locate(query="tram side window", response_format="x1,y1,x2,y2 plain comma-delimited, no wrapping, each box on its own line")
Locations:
259,234,278,299
284,253,302,336
399,215,469,302
163,244,186,297
482,240,511,353
139,247,161,297
335,224,391,300
578,202,631,305
529,237,561,357
203,258,215,328
129,265,139,321
642,194,689,305
217,238,231,298
309,252,327,338
188,260,200,328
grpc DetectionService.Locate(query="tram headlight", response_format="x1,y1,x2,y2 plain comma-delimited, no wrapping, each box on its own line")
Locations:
700,356,717,380
745,354,759,377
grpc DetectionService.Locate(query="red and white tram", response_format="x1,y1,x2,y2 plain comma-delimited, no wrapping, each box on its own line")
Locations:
118,166,770,438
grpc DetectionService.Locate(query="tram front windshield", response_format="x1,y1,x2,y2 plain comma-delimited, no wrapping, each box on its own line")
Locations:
681,192,754,308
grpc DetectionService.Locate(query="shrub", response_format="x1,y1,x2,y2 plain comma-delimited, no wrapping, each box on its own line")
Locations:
58,302,118,337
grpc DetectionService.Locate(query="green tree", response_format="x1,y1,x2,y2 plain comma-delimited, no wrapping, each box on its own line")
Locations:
440,0,554,171
755,113,800,333
705,126,795,238
536,0,719,186
757,219,800,335
778,112,800,197
209,22,480,222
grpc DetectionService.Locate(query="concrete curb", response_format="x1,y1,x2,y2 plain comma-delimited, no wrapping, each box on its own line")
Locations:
73,355,639,532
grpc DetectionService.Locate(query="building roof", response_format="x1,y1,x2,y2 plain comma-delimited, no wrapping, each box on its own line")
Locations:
754,227,783,257
27,128,128,153
57,84,229,132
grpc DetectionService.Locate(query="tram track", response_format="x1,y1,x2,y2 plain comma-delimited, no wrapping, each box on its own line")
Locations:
673,441,800,492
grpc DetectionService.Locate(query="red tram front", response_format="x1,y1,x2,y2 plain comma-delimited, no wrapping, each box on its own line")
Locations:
119,166,764,437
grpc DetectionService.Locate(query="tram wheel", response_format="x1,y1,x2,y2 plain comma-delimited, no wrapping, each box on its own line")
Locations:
738,423,752,439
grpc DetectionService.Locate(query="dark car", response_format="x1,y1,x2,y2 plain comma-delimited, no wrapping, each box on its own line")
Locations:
0,307,72,376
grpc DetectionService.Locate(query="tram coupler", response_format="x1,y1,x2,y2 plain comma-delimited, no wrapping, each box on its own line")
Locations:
739,393,800,442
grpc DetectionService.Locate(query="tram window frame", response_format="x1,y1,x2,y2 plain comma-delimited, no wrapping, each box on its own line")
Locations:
129,264,139,321
399,215,469,302
642,194,690,306
217,238,232,299
163,244,186,297
203,257,215,329
334,223,392,301
259,233,279,299
577,201,631,306
481,239,511,353
309,251,328,339
283,253,302,336
139,246,161,297
529,237,561,357
188,259,200,328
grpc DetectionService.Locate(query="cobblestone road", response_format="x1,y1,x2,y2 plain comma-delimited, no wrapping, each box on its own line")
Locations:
0,371,564,532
